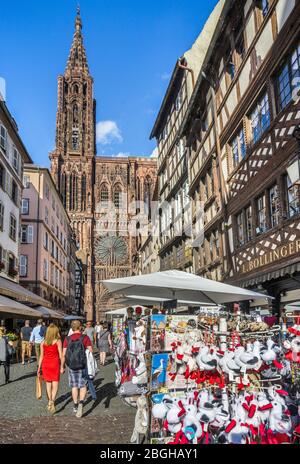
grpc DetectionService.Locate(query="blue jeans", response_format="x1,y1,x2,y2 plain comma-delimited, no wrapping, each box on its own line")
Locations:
87,377,97,400
83,369,97,400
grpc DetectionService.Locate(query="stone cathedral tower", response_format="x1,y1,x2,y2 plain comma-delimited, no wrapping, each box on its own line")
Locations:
50,8,95,320
50,9,157,321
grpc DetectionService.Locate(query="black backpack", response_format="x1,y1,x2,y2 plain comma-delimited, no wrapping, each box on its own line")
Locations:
39,326,47,338
65,335,86,371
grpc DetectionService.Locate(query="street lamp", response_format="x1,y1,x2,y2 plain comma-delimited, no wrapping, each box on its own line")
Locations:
287,125,300,184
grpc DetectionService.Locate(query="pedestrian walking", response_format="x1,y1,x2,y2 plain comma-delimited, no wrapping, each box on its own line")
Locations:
94,320,102,338
37,324,62,414
30,319,45,364
97,322,113,366
68,324,77,336
0,327,14,384
20,320,32,365
40,321,47,338
83,321,95,347
61,320,93,418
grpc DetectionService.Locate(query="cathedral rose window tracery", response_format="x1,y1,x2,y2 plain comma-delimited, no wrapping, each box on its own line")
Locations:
95,236,128,266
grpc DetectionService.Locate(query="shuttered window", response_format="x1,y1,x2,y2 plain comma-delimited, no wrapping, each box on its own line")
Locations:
0,202,4,231
0,125,7,153
19,255,28,277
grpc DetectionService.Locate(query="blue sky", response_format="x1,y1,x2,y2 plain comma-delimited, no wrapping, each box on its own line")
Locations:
1,0,218,166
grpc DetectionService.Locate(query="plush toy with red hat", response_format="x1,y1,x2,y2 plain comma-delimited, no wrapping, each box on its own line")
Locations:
135,306,143,317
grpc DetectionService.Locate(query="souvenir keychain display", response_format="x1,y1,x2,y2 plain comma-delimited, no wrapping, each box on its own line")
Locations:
146,307,300,445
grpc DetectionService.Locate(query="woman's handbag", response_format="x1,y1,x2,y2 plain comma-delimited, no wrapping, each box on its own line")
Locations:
36,374,42,400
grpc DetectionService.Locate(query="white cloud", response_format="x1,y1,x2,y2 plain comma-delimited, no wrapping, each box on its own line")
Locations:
96,120,123,145
114,152,130,158
150,147,158,159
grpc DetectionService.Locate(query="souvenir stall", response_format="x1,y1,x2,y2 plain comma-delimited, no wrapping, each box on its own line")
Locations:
149,310,300,444
102,271,300,445
109,306,151,410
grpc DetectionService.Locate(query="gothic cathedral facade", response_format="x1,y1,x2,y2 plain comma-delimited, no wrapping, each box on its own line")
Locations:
50,10,157,320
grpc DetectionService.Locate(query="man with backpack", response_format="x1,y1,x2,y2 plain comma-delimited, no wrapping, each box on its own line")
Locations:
61,320,93,418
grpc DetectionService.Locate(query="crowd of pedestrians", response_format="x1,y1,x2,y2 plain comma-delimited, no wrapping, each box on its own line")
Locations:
0,318,113,418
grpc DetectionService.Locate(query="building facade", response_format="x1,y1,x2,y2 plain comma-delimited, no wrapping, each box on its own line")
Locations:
177,0,300,313
94,156,157,315
50,10,157,320
138,178,160,275
150,0,225,275
0,99,32,283
20,166,77,313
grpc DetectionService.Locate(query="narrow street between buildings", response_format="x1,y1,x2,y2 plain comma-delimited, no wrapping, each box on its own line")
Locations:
0,355,135,444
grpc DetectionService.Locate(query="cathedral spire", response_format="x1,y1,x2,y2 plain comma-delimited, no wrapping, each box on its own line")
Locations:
76,4,82,31
65,6,89,77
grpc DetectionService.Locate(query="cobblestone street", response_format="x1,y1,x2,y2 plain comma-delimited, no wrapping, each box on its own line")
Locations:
0,356,136,444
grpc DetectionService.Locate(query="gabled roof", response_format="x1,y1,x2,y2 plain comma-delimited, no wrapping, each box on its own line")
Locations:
0,101,32,163
150,0,226,139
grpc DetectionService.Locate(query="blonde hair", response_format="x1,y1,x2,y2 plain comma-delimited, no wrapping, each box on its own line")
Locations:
71,320,82,332
0,327,5,338
44,324,60,346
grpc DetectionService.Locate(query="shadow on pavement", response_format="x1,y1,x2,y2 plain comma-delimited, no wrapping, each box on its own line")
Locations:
102,359,114,366
55,396,73,414
6,371,37,384
83,381,117,417
54,376,105,415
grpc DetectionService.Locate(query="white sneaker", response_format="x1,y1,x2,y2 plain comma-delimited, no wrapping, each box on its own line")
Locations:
76,402,83,418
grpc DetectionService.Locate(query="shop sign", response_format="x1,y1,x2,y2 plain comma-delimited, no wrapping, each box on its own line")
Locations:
241,239,300,274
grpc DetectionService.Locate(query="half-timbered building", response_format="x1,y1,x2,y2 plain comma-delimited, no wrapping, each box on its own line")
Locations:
181,0,300,313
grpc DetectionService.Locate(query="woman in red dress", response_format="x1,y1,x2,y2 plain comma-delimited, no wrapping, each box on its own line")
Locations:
37,324,62,414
